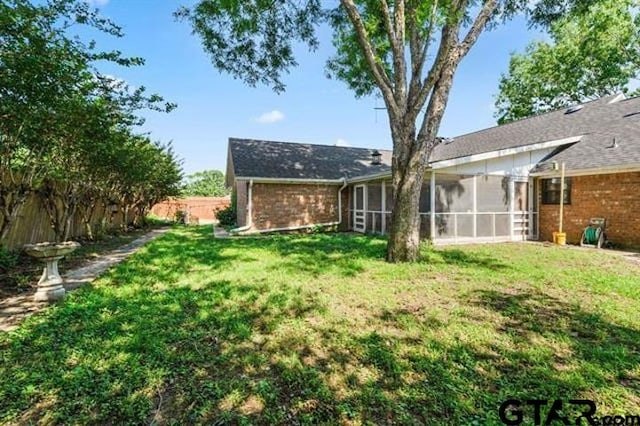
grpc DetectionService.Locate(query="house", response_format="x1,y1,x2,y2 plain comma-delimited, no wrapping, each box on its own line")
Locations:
225,94,640,248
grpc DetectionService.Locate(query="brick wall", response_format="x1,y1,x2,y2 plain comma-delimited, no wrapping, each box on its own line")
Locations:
236,181,248,227
151,197,230,223
250,183,340,231
340,187,351,231
538,171,640,248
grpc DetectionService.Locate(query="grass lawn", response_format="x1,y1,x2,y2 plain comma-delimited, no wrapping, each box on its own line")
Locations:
1,227,639,424
0,227,163,298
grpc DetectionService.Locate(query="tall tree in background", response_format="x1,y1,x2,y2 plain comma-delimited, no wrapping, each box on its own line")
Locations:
178,0,545,262
495,0,640,124
182,170,229,197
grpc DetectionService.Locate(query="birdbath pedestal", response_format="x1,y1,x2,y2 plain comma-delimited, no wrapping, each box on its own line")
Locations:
23,242,80,302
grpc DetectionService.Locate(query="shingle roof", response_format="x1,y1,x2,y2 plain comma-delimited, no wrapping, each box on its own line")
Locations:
228,138,392,180
530,97,640,173
431,94,636,163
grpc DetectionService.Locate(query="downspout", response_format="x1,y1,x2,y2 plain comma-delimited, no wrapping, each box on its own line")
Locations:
229,179,253,234
242,178,348,235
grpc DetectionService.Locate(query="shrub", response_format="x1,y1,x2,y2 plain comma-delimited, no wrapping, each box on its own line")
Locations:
0,246,19,272
174,209,188,224
216,190,237,227
216,205,236,227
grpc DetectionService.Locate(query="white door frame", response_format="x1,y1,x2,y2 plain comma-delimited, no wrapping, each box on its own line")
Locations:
353,184,366,233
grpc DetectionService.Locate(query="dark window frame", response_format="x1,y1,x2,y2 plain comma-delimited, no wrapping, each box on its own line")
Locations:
541,177,571,205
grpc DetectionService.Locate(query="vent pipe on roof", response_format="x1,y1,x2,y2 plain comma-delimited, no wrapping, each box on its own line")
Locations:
371,150,382,165
608,137,619,149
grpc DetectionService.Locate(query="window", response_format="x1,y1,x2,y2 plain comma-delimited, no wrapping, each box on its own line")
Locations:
541,178,571,204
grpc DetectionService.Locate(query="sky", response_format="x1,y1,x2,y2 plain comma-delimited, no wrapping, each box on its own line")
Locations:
85,0,545,174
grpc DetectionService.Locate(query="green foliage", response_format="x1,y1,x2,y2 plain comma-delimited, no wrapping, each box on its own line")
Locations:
0,0,182,243
0,246,19,272
495,0,640,124
215,206,236,227
215,189,236,227
1,228,639,423
174,209,188,224
175,1,323,93
181,170,229,197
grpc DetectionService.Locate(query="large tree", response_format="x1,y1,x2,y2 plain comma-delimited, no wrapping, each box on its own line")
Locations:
182,170,229,197
178,0,578,261
495,0,640,124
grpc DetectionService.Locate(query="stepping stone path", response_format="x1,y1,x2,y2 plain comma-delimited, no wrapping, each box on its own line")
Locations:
0,228,170,332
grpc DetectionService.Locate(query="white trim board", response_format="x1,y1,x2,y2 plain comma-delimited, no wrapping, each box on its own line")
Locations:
530,164,640,178
430,136,582,170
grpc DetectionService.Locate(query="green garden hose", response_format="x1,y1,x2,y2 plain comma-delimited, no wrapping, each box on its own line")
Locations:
584,227,599,245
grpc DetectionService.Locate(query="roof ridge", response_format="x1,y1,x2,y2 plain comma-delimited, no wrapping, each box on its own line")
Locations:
229,137,392,152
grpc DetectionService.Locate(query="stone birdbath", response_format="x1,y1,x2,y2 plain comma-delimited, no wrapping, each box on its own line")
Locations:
23,241,80,302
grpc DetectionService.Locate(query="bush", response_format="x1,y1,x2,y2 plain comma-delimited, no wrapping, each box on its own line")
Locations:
216,205,236,227
174,209,188,224
0,246,19,272
216,190,237,227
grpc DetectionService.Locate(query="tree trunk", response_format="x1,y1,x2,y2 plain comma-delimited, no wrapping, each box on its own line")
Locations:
386,136,428,262
0,194,27,244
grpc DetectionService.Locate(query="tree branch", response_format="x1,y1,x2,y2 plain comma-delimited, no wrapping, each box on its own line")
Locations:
340,0,398,116
407,0,438,119
457,0,498,58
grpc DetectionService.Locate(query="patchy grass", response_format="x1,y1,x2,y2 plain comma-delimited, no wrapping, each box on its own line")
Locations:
0,226,167,299
0,227,639,424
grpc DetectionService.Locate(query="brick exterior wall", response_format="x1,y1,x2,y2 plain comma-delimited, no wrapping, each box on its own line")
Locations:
151,197,230,223
250,183,340,231
340,187,351,231
538,171,640,248
236,180,248,227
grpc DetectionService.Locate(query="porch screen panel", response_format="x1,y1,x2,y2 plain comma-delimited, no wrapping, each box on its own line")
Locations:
476,175,509,212
355,186,364,210
419,215,431,238
367,184,382,211
514,181,529,238
434,174,474,213
514,182,528,211
434,174,474,238
419,182,431,213
477,175,510,237
385,183,393,212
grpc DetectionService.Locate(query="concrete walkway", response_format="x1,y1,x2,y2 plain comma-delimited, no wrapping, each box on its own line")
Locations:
0,228,170,333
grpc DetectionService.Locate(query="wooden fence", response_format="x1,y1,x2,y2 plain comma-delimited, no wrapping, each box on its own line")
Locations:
150,196,231,223
1,193,125,250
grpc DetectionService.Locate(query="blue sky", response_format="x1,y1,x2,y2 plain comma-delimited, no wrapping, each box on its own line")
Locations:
87,0,544,174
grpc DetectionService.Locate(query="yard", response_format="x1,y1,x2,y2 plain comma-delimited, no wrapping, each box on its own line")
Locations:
1,227,639,424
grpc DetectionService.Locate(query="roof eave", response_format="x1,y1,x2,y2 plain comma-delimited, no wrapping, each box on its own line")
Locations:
530,163,640,178
234,176,345,184
430,135,583,169
346,170,392,184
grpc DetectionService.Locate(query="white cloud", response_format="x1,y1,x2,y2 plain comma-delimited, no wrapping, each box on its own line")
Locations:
334,138,351,147
256,110,285,124
86,0,109,6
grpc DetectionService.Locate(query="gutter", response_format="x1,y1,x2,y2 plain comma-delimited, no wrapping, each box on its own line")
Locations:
237,178,348,235
229,179,253,234
346,171,392,184
234,176,344,185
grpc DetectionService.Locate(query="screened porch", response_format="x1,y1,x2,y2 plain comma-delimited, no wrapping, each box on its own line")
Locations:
348,172,538,243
